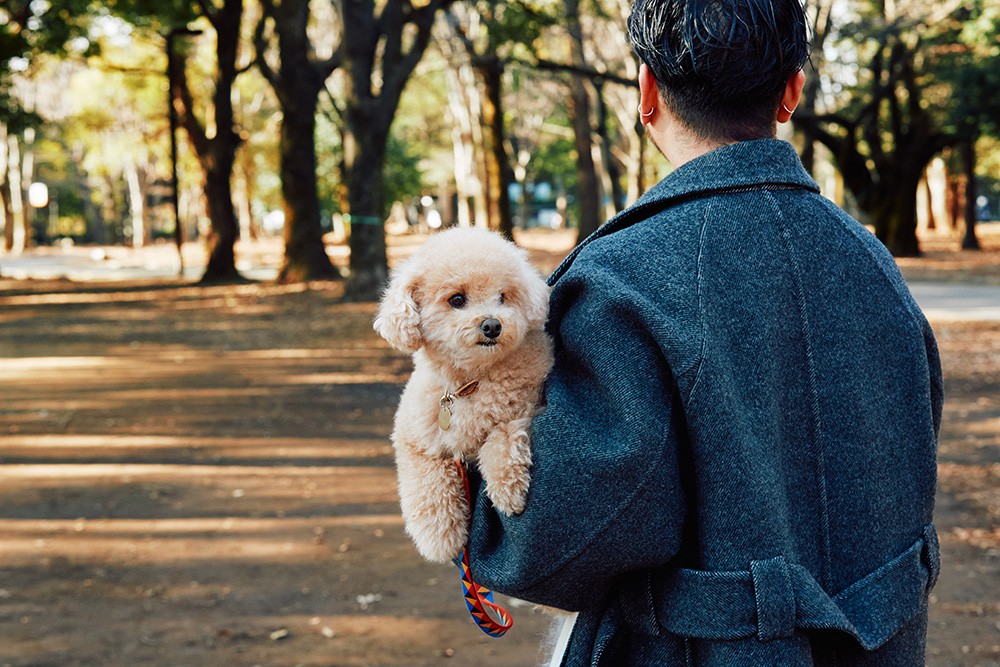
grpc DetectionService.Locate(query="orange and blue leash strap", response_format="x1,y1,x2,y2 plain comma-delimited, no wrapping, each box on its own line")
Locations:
454,459,514,637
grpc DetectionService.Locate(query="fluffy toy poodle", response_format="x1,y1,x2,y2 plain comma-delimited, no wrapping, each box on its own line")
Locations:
374,227,553,563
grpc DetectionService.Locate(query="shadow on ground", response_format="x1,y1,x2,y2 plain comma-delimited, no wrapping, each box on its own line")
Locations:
0,280,555,667
0,227,998,665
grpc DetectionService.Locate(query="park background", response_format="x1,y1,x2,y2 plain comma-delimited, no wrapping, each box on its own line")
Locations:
1,0,999,665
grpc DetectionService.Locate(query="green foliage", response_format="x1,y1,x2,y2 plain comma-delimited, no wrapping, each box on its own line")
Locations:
383,134,425,209
529,134,578,193
930,1,1000,139
0,1,86,127
314,102,424,217
100,0,198,32
481,0,559,55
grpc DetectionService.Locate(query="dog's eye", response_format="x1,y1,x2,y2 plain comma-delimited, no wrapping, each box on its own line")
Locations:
499,293,505,305
448,294,466,309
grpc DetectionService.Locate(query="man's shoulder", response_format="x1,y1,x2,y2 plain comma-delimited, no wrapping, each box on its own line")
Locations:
562,211,704,296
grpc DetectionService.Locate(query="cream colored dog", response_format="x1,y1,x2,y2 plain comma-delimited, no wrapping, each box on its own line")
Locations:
374,228,553,563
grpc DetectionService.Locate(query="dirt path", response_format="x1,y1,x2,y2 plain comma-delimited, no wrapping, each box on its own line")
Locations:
0,280,555,666
0,233,997,666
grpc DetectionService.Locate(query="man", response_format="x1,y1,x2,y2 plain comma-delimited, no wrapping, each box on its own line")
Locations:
465,0,943,664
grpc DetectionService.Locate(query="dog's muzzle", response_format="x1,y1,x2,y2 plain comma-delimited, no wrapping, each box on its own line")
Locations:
480,318,502,340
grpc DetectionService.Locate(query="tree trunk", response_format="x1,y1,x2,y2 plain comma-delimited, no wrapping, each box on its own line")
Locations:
201,1,244,283
258,0,340,282
570,79,601,243
5,133,27,252
444,59,476,227
201,161,244,282
1,179,12,252
124,153,145,248
565,0,601,243
0,123,14,252
871,178,922,257
170,0,246,283
276,93,339,281
235,155,257,241
594,81,624,214
344,118,390,301
0,125,11,252
338,0,450,300
960,138,980,251
477,57,514,239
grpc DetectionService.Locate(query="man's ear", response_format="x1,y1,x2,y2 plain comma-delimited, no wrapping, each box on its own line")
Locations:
373,267,423,353
638,63,660,125
778,70,806,123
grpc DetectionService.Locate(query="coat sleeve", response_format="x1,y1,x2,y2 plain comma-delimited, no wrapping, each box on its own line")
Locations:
465,261,690,611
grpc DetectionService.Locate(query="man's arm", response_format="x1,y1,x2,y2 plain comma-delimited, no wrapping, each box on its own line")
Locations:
466,265,690,611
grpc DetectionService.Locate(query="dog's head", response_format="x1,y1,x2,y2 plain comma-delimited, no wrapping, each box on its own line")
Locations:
374,228,549,370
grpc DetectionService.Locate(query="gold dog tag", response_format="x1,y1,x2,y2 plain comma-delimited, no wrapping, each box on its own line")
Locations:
438,395,454,430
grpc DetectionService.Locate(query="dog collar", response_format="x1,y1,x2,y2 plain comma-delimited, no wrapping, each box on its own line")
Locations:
438,380,479,431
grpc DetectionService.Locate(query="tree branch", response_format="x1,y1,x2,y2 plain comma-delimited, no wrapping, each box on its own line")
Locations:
321,81,345,123
517,57,636,88
442,8,479,60
252,9,279,88
169,49,210,158
194,0,220,29
314,47,344,80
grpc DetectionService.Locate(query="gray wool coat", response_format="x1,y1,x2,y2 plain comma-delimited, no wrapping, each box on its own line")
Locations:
465,139,942,666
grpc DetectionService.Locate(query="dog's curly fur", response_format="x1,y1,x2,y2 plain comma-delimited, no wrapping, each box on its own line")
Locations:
374,228,553,563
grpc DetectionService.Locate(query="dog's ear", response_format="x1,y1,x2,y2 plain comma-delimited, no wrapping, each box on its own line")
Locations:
374,264,423,353
522,271,551,328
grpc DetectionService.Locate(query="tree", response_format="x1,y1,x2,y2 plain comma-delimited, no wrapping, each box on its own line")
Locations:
444,1,554,239
515,0,643,237
797,0,836,175
1,0,92,253
436,30,490,229
563,0,602,243
167,0,247,282
254,0,340,282
933,1,1000,250
793,0,999,256
339,0,456,300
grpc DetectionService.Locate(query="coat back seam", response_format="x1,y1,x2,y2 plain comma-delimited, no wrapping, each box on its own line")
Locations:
769,190,834,590
683,202,711,409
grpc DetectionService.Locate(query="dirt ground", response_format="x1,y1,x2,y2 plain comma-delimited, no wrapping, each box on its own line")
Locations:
0,229,998,666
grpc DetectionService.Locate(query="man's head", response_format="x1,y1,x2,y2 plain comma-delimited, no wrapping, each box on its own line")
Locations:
628,0,809,143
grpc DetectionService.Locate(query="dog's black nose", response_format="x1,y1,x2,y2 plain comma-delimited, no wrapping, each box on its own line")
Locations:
481,318,502,339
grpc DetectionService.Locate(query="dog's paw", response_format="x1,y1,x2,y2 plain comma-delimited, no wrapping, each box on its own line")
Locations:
486,471,530,516
402,492,469,563
479,423,533,517
409,521,467,563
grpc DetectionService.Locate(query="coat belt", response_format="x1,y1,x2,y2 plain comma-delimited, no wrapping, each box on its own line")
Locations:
619,524,939,651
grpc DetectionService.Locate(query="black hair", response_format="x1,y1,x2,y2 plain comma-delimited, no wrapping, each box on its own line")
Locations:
627,0,809,142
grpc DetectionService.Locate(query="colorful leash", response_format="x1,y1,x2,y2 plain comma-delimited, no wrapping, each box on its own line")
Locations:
454,460,514,637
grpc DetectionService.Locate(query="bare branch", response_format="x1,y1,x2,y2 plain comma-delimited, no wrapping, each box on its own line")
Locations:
169,51,210,158
314,45,344,79
252,10,278,88
442,8,478,59
194,0,220,29
517,57,637,88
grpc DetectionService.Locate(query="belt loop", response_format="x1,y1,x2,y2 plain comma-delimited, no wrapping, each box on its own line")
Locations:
921,523,940,592
750,556,796,641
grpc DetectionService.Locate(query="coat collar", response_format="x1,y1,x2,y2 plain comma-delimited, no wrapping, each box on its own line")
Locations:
548,139,820,285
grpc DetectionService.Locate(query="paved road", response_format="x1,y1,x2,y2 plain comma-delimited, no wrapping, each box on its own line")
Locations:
0,245,281,282
2,248,997,320
908,282,1000,322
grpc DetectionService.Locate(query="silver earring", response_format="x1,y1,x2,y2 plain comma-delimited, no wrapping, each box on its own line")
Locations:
782,103,794,115
637,104,655,119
